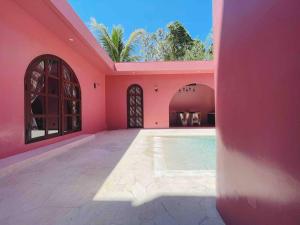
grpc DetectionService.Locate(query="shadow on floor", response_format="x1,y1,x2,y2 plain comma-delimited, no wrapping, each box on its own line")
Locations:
57,195,224,225
0,130,142,224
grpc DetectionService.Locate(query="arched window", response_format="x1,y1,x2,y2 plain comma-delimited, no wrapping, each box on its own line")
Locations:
127,84,143,128
25,55,81,143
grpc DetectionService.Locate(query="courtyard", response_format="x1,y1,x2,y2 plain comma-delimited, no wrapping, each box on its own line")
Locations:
0,129,223,225
0,1,299,224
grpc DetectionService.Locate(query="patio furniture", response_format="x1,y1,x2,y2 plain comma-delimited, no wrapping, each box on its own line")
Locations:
191,112,201,126
179,112,190,126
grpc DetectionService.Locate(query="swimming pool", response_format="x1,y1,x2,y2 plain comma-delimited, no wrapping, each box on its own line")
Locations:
152,134,216,176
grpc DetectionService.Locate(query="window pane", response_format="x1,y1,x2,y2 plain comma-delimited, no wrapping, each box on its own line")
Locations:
136,106,142,116
130,107,135,116
64,100,79,114
62,65,74,81
30,71,45,93
30,117,45,139
64,116,80,133
64,83,80,99
48,77,59,95
73,85,80,98
129,118,135,127
136,86,141,94
64,83,73,98
34,60,45,73
48,96,59,115
73,116,81,130
47,117,59,135
48,59,58,77
31,95,45,115
64,116,73,133
129,96,135,106
136,117,143,127
136,96,142,105
129,88,135,95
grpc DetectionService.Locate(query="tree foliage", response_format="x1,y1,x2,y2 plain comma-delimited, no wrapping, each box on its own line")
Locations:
165,21,194,60
183,40,206,60
90,18,144,62
204,30,214,60
140,21,213,61
90,18,213,62
140,29,170,61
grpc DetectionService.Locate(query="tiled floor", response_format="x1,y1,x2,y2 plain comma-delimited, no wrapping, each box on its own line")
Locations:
0,129,224,225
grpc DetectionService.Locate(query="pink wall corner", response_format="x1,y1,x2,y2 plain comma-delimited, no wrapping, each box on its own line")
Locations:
0,0,107,158
214,0,300,224
106,73,214,129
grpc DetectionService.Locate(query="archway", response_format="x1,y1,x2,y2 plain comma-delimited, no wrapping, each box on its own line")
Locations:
169,83,215,127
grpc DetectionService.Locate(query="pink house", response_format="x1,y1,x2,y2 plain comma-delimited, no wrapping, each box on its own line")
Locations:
0,0,299,225
0,0,215,158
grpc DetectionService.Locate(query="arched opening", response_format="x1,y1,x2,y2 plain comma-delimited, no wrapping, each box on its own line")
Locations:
25,54,81,143
127,84,143,128
169,83,215,127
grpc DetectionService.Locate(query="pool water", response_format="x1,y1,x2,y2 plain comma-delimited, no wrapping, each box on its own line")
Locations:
153,135,216,171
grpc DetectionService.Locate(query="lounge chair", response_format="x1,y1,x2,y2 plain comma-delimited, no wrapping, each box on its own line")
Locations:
180,112,190,126
191,112,201,126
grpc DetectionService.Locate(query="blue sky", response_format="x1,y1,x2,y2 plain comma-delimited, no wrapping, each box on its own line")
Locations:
68,0,212,41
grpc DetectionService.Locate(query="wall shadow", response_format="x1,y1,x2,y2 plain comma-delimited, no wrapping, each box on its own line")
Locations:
0,130,142,223
57,196,224,225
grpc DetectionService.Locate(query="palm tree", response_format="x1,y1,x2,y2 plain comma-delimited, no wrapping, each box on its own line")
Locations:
90,18,144,62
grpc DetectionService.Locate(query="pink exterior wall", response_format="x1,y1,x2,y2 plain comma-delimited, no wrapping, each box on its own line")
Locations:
0,0,108,158
214,0,300,224
106,72,214,129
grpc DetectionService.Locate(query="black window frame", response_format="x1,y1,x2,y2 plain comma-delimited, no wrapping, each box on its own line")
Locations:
24,54,82,144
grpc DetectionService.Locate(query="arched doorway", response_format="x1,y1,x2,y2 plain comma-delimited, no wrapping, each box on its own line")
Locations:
25,54,81,143
127,84,144,128
169,83,215,127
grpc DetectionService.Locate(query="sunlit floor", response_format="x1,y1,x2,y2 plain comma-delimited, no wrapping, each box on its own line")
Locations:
0,129,224,225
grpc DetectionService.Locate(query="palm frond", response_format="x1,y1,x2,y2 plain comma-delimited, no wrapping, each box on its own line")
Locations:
90,18,119,61
90,18,144,62
120,29,144,62
111,26,124,61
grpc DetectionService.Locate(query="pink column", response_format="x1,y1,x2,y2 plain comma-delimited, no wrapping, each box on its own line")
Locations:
214,0,300,224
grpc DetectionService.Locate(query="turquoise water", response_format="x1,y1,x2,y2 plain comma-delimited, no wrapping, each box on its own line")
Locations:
155,136,216,171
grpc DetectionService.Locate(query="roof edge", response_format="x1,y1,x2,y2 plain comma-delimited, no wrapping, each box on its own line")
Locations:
49,0,115,71
112,60,215,75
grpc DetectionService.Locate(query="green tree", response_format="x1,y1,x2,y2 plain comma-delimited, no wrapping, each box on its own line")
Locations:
205,43,213,60
165,21,194,60
203,30,214,60
140,29,171,61
183,40,206,60
139,21,214,61
90,18,144,62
